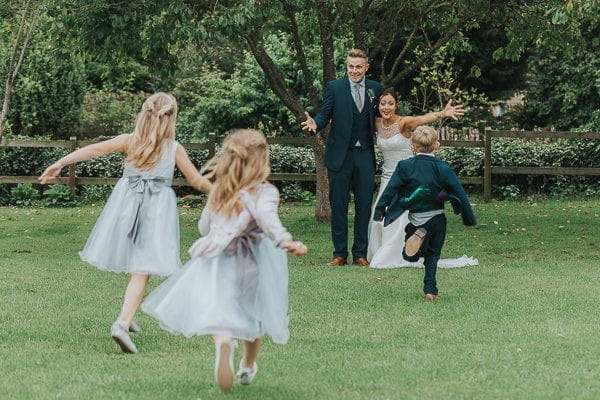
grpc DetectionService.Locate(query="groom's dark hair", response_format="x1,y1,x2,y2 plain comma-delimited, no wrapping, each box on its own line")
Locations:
347,48,368,60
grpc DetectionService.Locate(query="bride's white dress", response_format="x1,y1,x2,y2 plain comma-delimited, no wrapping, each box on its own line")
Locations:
367,119,478,269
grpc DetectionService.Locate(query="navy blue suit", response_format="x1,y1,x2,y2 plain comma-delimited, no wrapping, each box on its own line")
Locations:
314,77,383,259
373,154,476,294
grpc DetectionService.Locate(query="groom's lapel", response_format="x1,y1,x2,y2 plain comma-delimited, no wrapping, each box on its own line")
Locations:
343,78,353,114
365,80,376,119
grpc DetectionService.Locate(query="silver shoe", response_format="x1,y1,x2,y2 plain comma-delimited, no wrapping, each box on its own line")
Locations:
111,321,138,354
236,361,258,385
129,320,141,333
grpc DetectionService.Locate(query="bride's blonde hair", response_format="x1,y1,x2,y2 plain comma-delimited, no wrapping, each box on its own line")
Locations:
125,92,177,170
202,129,270,216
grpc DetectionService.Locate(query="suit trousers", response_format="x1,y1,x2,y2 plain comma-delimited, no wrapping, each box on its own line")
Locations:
402,214,447,295
327,147,375,259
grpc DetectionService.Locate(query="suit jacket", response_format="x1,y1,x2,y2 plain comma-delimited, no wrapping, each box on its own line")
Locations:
373,154,477,227
313,78,383,172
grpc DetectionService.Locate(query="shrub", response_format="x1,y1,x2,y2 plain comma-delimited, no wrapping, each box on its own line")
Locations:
280,182,314,203
439,137,600,198
80,91,147,139
0,185,10,205
8,34,86,139
0,143,68,176
78,185,113,204
10,183,40,206
42,185,74,207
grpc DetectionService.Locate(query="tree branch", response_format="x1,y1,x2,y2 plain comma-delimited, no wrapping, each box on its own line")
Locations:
352,0,374,49
281,2,320,109
1,1,39,138
386,18,420,80
388,12,477,86
314,0,336,85
244,28,305,120
12,6,39,83
7,0,31,74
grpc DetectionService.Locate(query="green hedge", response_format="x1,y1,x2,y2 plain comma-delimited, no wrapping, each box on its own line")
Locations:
438,138,600,198
2,136,599,205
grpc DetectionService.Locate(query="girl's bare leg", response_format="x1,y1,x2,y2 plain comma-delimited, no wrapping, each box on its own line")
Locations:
117,273,150,327
241,338,262,368
213,335,235,391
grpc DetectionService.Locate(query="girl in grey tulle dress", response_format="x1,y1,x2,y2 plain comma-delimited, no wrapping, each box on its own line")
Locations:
142,129,307,391
39,93,211,354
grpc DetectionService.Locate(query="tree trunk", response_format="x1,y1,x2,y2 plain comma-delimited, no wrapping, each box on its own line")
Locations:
312,128,330,221
245,26,332,220
0,1,38,140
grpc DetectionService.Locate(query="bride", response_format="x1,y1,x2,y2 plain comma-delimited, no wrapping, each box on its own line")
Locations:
367,89,478,269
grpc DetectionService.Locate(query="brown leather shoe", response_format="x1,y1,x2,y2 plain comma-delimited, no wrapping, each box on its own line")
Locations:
327,256,347,266
425,294,440,301
352,257,370,267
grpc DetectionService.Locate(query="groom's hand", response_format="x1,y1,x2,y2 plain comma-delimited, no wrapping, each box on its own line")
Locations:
301,111,317,134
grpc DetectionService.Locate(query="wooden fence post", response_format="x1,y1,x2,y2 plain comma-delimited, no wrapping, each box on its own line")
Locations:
68,136,77,196
207,132,216,159
484,127,492,202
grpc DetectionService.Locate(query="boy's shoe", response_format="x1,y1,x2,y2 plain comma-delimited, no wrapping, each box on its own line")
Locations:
236,361,258,385
129,320,141,333
214,337,236,391
425,294,440,301
405,228,427,257
111,321,138,353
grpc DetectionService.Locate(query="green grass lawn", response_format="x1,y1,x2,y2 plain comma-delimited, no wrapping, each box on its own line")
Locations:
1,197,599,399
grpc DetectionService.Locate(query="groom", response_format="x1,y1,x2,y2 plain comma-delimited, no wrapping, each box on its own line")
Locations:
301,48,383,266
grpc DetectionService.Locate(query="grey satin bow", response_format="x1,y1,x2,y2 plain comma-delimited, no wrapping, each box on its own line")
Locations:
127,175,167,244
224,230,262,258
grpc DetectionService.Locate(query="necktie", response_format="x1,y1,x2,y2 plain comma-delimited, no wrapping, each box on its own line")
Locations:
353,84,363,111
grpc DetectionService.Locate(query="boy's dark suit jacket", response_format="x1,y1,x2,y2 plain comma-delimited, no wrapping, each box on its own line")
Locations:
313,78,383,172
373,154,477,227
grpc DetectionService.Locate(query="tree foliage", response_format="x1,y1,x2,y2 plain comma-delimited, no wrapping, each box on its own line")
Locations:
517,0,600,130
8,22,86,139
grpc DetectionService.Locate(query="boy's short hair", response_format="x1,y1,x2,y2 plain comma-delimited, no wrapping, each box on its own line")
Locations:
347,48,368,60
412,126,439,153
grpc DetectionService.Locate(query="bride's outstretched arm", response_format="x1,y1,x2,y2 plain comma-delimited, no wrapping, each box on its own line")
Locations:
399,100,465,135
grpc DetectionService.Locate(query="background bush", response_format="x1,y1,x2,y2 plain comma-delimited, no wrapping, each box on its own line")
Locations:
8,31,86,139
9,184,40,206
42,184,74,207
439,137,600,198
3,135,599,206
81,91,147,138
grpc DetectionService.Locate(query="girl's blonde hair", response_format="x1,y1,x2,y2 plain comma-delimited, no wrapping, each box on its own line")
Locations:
125,92,177,170
202,129,270,216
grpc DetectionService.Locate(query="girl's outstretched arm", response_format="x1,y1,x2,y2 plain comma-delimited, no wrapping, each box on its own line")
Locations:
175,144,212,193
39,134,130,184
283,240,308,255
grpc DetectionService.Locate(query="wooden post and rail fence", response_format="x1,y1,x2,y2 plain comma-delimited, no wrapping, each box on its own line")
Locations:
1,130,600,202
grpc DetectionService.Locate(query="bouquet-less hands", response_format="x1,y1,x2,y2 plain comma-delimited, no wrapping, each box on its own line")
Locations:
284,240,308,255
442,100,465,120
39,162,65,184
300,112,317,134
